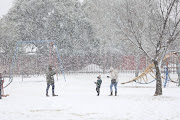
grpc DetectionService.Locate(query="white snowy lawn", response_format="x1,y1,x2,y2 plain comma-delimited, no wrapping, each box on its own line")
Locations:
1,73,180,120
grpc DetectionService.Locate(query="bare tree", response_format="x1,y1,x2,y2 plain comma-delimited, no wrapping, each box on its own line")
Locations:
113,0,180,96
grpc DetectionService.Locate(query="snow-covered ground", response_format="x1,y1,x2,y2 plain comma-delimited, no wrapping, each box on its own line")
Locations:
1,73,180,120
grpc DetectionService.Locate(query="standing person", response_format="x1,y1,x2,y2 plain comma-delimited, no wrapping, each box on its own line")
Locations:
94,75,102,96
107,67,118,96
46,65,58,97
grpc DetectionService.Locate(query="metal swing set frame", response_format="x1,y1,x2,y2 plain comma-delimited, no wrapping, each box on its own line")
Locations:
4,40,66,89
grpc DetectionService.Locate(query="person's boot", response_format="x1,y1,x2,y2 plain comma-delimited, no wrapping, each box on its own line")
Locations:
115,91,117,96
97,91,99,96
52,92,58,96
53,94,58,96
109,92,113,96
46,91,49,97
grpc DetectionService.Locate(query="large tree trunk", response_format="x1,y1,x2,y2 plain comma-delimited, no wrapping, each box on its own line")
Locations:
153,60,162,96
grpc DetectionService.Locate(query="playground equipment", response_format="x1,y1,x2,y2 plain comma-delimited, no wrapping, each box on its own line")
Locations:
121,52,180,85
121,63,156,84
163,52,180,87
163,66,179,87
3,40,66,89
0,73,9,99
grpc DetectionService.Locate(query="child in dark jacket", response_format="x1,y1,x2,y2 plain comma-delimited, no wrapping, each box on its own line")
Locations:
94,75,102,96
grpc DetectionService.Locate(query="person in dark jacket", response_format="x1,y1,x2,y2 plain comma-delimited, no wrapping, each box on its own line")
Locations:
46,65,58,97
94,75,102,96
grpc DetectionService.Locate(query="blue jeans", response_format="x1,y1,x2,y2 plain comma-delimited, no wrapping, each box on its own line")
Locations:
110,82,118,92
46,83,55,95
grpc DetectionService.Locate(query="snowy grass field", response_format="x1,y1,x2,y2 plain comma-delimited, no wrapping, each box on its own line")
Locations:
1,73,180,120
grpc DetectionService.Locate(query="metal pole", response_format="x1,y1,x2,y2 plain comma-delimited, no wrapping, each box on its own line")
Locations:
164,67,168,88
20,42,23,81
52,42,58,81
4,43,19,88
0,79,1,99
53,42,66,81
49,42,53,66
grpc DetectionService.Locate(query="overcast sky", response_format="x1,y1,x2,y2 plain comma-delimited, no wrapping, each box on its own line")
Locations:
0,0,14,18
